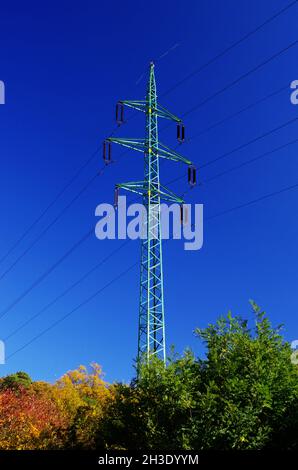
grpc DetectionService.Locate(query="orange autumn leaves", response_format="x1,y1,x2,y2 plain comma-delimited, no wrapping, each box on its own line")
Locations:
0,363,113,450
0,388,66,449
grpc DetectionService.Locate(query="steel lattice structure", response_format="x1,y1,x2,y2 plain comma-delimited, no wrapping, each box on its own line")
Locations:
105,62,193,366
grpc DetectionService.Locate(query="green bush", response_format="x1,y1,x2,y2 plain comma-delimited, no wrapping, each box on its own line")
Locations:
100,302,298,450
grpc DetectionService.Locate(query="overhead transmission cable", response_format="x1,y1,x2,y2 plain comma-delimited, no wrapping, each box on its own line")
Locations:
3,0,296,262
8,176,298,360
161,0,298,98
0,128,117,267
1,5,295,273
7,131,298,343
1,100,296,319
4,240,130,341
1,78,291,284
180,39,298,120
2,9,297,325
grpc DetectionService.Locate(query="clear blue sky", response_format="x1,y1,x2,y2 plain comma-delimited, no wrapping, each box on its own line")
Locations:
0,0,297,383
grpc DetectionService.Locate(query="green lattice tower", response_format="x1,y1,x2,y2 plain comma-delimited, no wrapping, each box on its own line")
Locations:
106,62,192,366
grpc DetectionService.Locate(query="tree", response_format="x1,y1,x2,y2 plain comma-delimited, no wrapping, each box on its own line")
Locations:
100,351,199,450
100,302,298,450
192,302,298,449
54,363,113,449
0,371,32,391
0,363,113,450
0,387,66,449
0,305,297,450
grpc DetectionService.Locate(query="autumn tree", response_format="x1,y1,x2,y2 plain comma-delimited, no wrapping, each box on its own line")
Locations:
0,305,297,450
53,363,112,449
0,371,32,391
0,363,113,450
0,387,66,449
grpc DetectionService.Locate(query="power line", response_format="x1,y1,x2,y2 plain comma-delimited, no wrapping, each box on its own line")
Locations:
158,38,297,139
202,138,298,185
107,3,297,128
0,152,133,318
0,144,132,283
148,84,293,180
1,14,294,275
7,136,298,339
4,240,130,341
4,102,297,350
4,1,298,364
0,169,104,283
206,180,298,221
182,39,298,119
0,120,120,267
7,261,138,360
164,117,298,188
2,0,295,267
3,113,295,325
1,92,295,320
1,50,167,270
200,116,298,169
1,157,197,340
161,0,298,98
0,143,138,284
0,228,94,321
3,82,290,286
8,176,298,360
0,146,101,266
2,14,297,333
188,84,288,142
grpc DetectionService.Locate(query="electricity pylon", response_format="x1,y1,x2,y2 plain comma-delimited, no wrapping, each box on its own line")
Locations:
104,62,194,366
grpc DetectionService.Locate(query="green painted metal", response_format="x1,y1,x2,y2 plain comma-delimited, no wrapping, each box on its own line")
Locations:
108,63,192,367
107,137,191,165
119,100,182,122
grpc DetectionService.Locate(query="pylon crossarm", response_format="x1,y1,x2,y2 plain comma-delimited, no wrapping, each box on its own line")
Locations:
120,100,181,122
158,142,192,165
107,137,145,154
158,184,184,204
107,138,191,165
117,180,145,188
120,100,147,113
116,182,184,203
117,182,145,196
155,104,181,122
